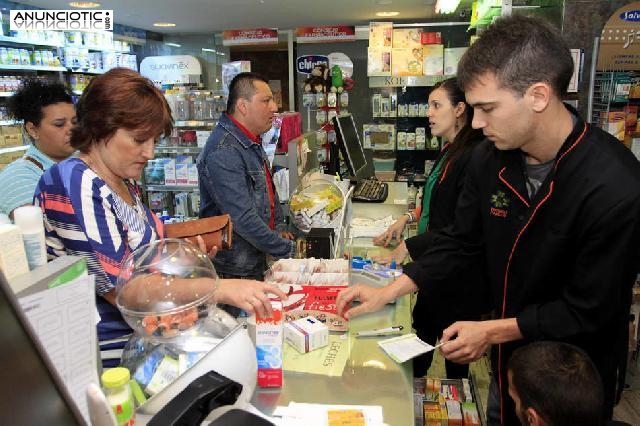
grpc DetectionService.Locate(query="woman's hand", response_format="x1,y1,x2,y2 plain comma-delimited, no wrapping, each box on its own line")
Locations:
186,235,218,258
217,279,288,318
371,241,409,266
373,215,409,247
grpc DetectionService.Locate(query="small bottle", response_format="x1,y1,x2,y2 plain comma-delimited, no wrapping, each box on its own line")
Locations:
416,186,424,209
160,210,171,223
101,367,136,426
407,185,417,211
13,205,46,270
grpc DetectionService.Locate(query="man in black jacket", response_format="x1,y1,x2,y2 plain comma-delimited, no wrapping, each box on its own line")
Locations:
337,14,640,425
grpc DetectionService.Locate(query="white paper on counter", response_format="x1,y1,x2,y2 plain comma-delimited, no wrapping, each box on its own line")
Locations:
377,333,435,363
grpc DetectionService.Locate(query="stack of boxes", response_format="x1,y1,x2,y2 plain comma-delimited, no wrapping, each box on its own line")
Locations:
367,22,468,78
0,125,25,170
414,377,481,426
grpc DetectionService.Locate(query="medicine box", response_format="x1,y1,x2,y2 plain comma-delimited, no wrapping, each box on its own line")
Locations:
163,158,176,185
284,316,328,353
256,301,283,388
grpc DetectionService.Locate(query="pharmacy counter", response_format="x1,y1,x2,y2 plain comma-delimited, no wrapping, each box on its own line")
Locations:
251,292,414,425
352,181,408,220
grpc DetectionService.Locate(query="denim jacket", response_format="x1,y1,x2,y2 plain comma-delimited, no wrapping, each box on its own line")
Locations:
197,113,294,277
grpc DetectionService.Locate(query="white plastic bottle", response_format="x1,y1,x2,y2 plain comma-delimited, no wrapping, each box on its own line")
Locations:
13,205,46,270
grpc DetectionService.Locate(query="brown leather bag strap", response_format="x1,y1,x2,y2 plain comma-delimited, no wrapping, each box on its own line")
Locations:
23,155,44,171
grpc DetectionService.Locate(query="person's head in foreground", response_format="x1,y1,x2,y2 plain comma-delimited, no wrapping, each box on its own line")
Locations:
507,341,604,426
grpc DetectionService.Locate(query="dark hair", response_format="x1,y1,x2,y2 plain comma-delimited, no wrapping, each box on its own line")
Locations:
71,68,173,153
226,72,269,114
433,77,483,168
8,78,73,126
508,341,604,426
457,14,573,97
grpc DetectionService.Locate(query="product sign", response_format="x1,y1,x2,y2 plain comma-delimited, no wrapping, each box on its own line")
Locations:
597,1,640,70
295,25,356,43
296,55,329,74
139,55,202,85
222,28,278,46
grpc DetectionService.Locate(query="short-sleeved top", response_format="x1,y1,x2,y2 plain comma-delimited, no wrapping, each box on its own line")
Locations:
34,157,164,364
0,144,55,215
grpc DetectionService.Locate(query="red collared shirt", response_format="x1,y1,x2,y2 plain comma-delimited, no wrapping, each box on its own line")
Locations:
227,113,276,230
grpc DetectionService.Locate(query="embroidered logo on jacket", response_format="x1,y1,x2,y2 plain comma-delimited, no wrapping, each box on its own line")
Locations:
490,190,510,218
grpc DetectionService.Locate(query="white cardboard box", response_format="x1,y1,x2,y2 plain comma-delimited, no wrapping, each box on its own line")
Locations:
284,316,328,353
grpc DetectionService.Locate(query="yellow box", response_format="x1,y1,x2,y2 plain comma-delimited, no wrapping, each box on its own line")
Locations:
392,48,423,76
1,124,22,136
3,134,24,148
392,28,422,48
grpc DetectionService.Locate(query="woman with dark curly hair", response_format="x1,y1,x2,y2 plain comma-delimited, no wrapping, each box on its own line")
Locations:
0,78,76,217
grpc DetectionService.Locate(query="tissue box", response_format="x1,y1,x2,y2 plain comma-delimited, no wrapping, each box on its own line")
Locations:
284,316,328,353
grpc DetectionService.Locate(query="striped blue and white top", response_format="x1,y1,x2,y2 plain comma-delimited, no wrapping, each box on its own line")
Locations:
35,157,164,366
0,144,55,216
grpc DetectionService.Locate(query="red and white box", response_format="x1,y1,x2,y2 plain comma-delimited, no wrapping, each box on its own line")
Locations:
255,301,283,388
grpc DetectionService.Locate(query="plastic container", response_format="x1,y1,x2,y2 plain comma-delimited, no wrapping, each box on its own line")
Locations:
115,239,258,413
115,239,219,339
101,367,135,426
373,157,395,171
289,179,344,233
13,205,46,270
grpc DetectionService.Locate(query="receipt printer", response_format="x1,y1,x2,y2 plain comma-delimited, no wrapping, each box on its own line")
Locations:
300,227,334,259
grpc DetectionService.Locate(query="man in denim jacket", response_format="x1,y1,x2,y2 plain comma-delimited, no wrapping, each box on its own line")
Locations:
197,72,295,281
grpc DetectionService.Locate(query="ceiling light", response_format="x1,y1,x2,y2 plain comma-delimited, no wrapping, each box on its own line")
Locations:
154,22,176,27
201,48,217,53
376,11,399,17
435,0,461,14
69,1,101,7
375,0,393,4
165,42,181,47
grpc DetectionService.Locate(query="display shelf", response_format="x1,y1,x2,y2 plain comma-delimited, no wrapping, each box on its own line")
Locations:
0,145,28,154
369,75,452,88
174,120,216,128
0,119,18,125
0,35,63,48
146,185,199,192
154,146,201,155
0,64,66,72
67,67,104,74
82,44,131,53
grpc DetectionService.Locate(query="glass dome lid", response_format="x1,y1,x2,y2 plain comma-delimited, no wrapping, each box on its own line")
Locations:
116,239,219,338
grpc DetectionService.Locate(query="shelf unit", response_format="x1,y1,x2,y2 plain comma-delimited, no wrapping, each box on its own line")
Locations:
140,90,223,218
0,32,139,164
368,76,451,182
0,36,67,160
590,70,640,147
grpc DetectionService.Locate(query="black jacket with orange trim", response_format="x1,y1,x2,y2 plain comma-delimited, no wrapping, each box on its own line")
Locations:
405,143,490,333
403,106,640,423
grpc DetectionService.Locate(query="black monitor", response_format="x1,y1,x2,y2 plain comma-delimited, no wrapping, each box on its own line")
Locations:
0,270,86,425
332,113,369,181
